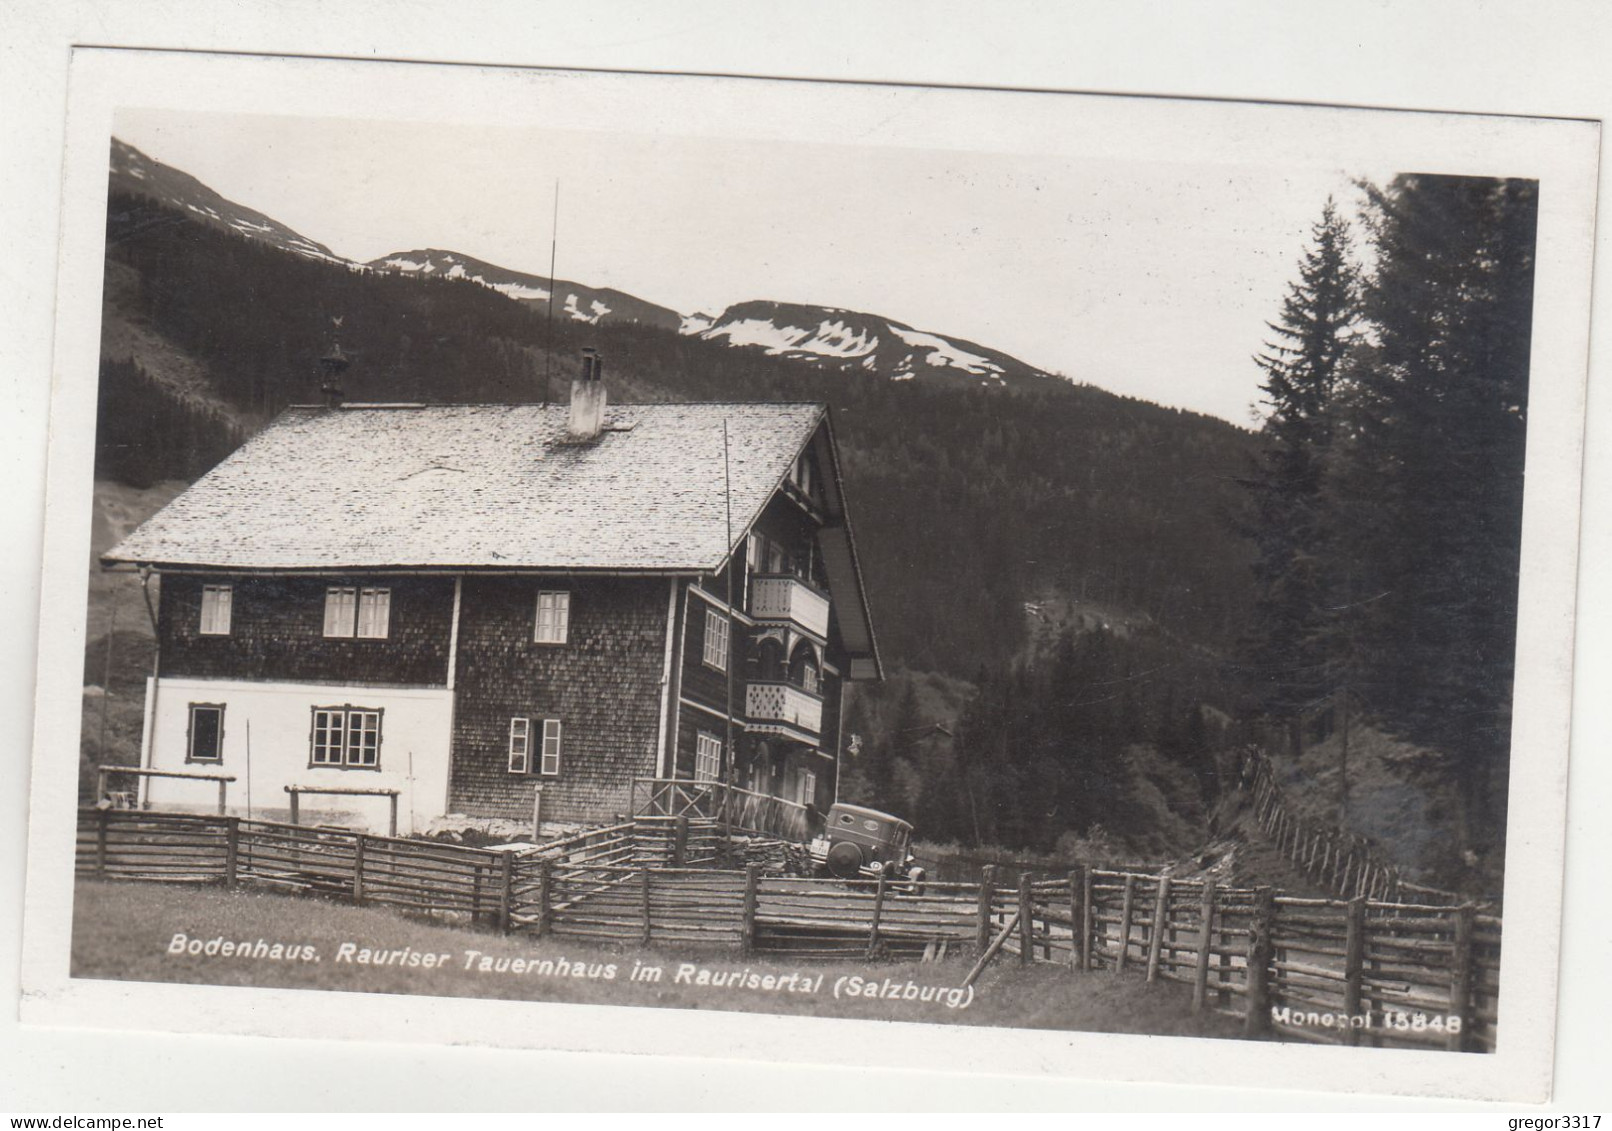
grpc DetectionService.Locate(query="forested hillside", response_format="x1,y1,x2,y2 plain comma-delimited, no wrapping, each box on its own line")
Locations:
99,189,1257,679
94,164,1535,889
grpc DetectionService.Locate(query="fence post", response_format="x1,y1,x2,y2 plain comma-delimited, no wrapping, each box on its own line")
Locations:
1343,895,1366,1045
1244,886,1274,1037
1145,875,1171,983
975,866,996,954
868,872,888,960
1449,902,1475,1052
672,815,689,868
217,778,228,817
641,868,654,946
1016,872,1033,966
1068,867,1085,972
224,816,240,887
289,789,300,828
1081,867,1096,970
1116,873,1136,974
1192,880,1217,1013
739,863,759,953
389,794,399,839
499,852,515,934
535,860,552,937
352,835,367,906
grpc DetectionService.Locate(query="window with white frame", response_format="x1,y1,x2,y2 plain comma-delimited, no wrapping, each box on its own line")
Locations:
702,607,729,671
695,732,722,783
508,717,531,774
199,585,233,636
535,590,571,643
187,703,224,762
310,706,382,768
324,586,391,639
356,588,390,638
539,719,562,775
800,769,817,806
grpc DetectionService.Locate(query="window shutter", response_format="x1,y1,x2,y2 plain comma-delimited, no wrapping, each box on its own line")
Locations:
508,718,531,774
540,719,562,775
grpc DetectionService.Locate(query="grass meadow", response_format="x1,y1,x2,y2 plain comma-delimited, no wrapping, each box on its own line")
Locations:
71,879,1248,1038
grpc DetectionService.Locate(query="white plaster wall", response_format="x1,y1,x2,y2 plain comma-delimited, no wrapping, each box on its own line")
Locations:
137,676,454,835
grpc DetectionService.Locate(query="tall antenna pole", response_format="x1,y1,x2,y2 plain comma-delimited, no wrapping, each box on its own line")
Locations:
723,419,736,801
542,180,559,405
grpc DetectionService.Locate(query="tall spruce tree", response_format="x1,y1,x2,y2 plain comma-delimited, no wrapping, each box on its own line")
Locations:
1334,175,1536,852
1241,199,1360,744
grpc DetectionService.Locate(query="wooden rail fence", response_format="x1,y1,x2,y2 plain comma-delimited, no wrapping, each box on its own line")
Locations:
1242,747,1489,908
76,808,1499,1051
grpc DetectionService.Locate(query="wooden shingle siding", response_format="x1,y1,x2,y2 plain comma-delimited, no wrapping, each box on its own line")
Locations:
159,575,454,686
449,576,668,824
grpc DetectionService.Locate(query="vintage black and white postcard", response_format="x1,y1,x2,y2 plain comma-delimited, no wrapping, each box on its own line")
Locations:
18,44,1599,1104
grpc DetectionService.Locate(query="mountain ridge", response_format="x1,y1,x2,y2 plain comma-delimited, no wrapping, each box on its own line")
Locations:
110,137,1073,394
365,247,684,331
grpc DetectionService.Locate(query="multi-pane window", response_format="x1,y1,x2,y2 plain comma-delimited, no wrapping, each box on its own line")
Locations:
535,591,571,643
508,718,531,774
800,769,817,806
324,587,391,639
695,732,722,783
539,719,562,776
508,717,560,774
187,704,224,762
702,607,729,671
310,706,382,768
199,585,233,636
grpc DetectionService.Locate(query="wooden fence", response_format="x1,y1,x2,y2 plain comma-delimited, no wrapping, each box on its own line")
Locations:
1242,747,1489,908
75,808,1499,1051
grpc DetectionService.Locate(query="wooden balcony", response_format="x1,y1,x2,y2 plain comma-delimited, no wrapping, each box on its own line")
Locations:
748,573,830,639
745,680,823,739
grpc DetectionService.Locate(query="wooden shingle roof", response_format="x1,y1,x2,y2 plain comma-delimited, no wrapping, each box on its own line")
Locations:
104,402,829,573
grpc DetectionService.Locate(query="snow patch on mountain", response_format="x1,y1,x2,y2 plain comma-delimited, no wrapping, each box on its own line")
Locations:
491,282,551,302
890,324,1003,377
689,300,1059,389
111,137,344,266
703,314,878,359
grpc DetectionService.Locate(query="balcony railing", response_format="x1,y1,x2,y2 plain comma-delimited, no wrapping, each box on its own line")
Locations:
630,777,812,843
745,680,823,737
748,573,830,639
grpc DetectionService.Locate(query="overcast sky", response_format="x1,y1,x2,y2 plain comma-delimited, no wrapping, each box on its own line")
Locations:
113,106,1378,425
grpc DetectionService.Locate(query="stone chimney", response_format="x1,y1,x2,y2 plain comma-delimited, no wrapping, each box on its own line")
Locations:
568,347,607,440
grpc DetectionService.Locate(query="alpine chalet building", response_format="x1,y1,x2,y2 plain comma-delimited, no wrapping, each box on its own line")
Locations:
102,357,882,833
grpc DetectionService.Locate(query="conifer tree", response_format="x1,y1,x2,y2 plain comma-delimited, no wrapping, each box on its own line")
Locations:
1334,175,1536,850
1241,199,1361,742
